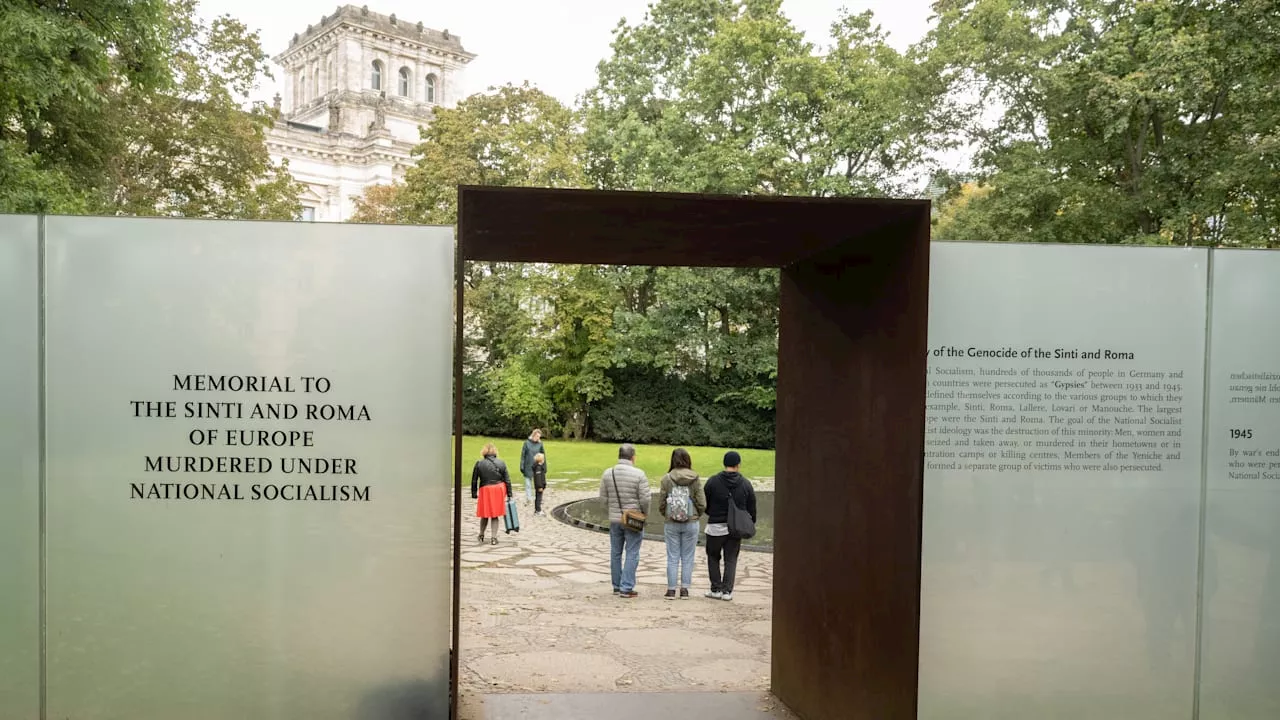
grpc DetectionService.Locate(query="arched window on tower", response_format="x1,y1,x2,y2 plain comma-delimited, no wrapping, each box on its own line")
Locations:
398,67,411,97
425,74,437,103
371,60,383,91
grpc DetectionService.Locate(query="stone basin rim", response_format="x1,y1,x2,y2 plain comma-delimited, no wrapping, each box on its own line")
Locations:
550,499,774,554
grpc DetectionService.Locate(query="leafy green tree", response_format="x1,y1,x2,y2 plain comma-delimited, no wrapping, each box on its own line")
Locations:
612,266,779,408
929,0,1280,247
539,264,618,438
0,0,301,218
460,261,548,428
0,0,169,212
352,82,584,225
582,0,942,196
106,0,302,219
583,0,817,194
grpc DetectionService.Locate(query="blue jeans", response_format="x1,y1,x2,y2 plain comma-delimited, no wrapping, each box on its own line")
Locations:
609,522,643,592
523,474,534,503
664,520,699,590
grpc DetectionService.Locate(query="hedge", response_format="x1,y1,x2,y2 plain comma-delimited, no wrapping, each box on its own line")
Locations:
460,367,775,449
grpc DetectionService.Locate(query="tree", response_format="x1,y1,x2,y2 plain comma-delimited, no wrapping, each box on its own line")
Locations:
612,266,780,408
929,0,1280,247
0,0,169,212
105,0,302,219
460,261,550,429
539,264,618,438
582,0,942,196
351,82,585,225
811,11,952,197
0,0,301,218
583,0,819,194
349,183,411,225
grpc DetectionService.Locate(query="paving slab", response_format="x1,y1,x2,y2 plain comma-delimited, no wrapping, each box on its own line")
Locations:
515,555,573,566
467,691,795,719
605,628,756,656
683,659,773,687
558,570,613,584
470,652,628,692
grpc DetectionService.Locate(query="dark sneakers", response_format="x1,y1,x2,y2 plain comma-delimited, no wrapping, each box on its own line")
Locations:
664,589,677,600
619,590,639,599
679,588,690,599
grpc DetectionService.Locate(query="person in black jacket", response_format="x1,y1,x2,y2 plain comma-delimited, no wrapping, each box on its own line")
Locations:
702,451,757,601
471,443,512,545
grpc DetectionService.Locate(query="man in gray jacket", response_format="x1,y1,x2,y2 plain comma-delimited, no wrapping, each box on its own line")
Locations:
599,443,650,598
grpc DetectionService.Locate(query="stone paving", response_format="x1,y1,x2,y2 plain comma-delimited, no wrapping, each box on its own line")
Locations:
456,482,777,719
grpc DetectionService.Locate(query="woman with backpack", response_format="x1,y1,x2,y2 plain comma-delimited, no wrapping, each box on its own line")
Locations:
658,448,706,600
470,443,512,545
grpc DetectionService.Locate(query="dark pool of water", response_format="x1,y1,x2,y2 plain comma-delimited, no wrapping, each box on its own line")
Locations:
557,491,774,550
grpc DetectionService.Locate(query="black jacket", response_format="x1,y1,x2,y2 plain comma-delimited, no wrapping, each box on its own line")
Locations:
471,455,512,498
703,471,756,525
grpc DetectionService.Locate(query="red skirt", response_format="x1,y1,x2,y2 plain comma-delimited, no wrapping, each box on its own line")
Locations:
476,484,507,519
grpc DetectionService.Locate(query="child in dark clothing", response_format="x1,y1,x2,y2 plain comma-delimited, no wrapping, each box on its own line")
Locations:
533,453,548,515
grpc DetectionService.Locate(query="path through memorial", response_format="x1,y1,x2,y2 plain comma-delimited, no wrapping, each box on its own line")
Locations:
454,484,778,719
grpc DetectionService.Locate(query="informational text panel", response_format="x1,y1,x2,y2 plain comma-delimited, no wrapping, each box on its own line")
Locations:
918,243,1209,719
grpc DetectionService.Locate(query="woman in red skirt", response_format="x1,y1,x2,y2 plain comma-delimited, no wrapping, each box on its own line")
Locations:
470,443,512,545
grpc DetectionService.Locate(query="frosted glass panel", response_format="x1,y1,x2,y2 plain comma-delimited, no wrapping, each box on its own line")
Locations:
44,217,454,719
0,216,40,719
919,243,1208,719
1200,249,1280,719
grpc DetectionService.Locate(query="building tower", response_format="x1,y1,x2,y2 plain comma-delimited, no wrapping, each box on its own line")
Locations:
267,5,475,221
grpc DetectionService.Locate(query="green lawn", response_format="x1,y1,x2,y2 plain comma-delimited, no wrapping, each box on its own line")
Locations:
459,436,774,489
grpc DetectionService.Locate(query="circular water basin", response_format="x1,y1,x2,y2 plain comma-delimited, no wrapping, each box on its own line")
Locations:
553,491,774,552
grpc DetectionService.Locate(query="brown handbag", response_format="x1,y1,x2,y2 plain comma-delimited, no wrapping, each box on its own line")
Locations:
610,470,646,532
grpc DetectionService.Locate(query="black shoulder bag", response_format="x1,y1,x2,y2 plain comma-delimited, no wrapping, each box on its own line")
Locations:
726,484,755,540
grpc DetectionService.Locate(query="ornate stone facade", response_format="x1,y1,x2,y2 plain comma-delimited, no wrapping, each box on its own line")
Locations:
267,5,475,221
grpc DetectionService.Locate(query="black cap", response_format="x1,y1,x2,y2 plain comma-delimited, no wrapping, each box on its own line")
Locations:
723,451,741,468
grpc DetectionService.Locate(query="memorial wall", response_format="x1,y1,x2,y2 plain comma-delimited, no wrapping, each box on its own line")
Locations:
1200,250,1280,719
918,242,1278,719
2,215,1278,719
1,215,454,719
0,216,39,720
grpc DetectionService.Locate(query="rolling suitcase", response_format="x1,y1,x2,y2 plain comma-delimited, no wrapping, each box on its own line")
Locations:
503,496,520,533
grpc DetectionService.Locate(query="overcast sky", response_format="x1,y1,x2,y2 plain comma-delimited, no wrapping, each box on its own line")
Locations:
198,0,939,106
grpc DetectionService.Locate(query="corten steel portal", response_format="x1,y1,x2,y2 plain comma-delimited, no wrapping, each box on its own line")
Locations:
450,186,931,720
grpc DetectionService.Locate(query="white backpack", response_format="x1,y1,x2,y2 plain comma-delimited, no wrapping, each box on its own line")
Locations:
666,482,695,522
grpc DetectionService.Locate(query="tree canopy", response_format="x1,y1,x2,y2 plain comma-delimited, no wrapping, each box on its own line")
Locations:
350,83,584,225
0,0,301,217
928,0,1280,247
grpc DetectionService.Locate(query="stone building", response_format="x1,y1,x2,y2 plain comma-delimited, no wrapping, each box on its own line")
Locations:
267,5,475,221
